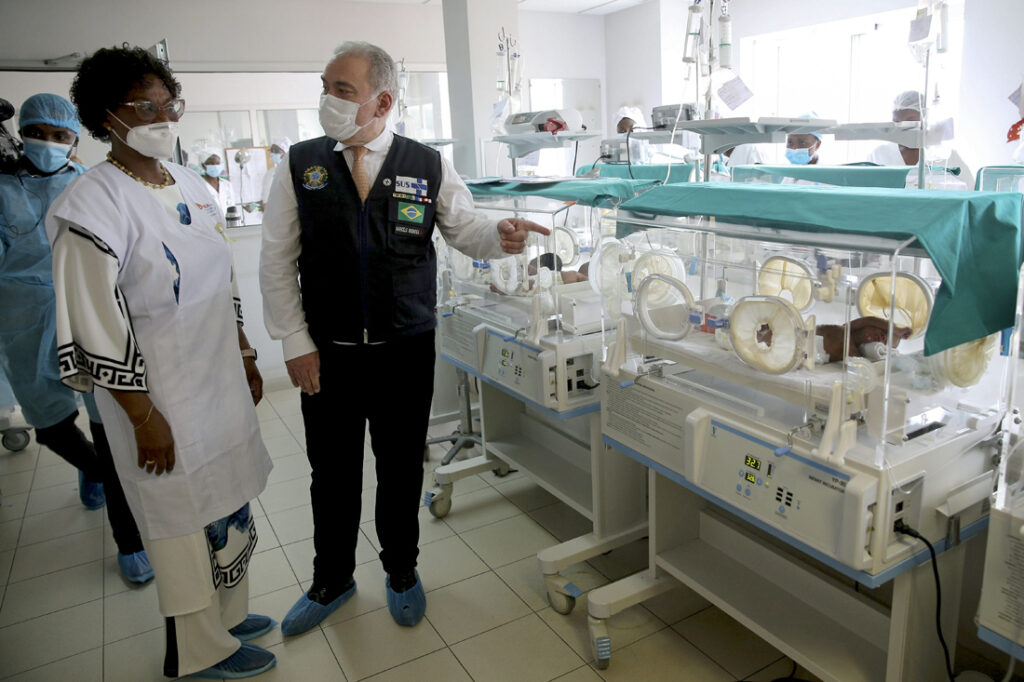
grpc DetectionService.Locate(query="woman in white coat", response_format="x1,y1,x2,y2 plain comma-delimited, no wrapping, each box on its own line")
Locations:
46,46,275,680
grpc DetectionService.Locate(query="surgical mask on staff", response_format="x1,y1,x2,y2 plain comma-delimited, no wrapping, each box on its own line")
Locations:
270,152,283,165
22,138,72,173
204,163,224,178
785,147,814,165
107,110,179,160
318,92,379,142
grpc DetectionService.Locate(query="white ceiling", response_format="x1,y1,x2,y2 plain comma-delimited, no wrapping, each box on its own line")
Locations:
355,0,648,15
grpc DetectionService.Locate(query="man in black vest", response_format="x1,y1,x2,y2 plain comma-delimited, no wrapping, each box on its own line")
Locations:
260,41,548,634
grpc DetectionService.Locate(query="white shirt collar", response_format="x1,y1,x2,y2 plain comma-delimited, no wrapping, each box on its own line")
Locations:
333,126,393,154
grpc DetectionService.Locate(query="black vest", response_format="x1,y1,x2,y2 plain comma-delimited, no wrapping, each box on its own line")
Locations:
289,134,442,344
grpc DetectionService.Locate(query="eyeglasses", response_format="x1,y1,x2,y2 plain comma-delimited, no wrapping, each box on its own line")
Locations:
119,98,186,121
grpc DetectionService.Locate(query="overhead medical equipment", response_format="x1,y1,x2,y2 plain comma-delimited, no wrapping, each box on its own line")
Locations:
493,109,596,175
504,109,583,135
651,104,697,129
582,183,1022,678
717,2,733,70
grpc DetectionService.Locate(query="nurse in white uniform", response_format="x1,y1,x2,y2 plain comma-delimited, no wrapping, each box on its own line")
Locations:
869,90,974,188
46,45,276,680
869,90,924,167
201,147,236,215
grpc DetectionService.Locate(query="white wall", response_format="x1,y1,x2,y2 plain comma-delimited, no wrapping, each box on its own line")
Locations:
957,0,1024,175
605,1,664,128
0,0,447,72
728,0,917,67
519,10,607,130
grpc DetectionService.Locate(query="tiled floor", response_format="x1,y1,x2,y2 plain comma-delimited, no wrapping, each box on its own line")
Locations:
0,388,818,681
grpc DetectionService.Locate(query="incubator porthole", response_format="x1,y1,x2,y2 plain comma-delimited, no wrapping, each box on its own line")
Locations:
856,271,934,339
930,333,999,388
589,240,631,297
491,257,526,296
729,295,806,374
553,226,581,269
635,274,696,341
631,250,686,306
757,256,816,312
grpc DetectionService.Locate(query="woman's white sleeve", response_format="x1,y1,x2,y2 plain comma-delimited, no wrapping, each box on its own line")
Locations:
50,222,148,393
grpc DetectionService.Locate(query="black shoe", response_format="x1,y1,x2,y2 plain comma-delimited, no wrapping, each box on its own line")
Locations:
387,570,418,594
307,576,355,604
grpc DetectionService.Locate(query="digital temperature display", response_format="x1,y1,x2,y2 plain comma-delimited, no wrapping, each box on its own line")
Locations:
744,472,757,484
744,455,762,471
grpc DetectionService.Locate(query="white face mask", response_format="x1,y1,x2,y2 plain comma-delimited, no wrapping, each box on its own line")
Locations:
108,111,179,159
318,92,379,142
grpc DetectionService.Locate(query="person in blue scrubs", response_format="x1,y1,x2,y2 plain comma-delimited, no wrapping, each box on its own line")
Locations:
0,93,152,583
784,132,822,165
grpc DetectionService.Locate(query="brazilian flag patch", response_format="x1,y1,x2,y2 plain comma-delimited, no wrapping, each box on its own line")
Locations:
398,201,425,224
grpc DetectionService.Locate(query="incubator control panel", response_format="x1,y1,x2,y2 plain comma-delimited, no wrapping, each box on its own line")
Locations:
690,413,856,561
480,332,548,404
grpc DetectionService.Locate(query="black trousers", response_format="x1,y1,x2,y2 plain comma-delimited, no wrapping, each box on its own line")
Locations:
301,329,435,585
35,411,144,554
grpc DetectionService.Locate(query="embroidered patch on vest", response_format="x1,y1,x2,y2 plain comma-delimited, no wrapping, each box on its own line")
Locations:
397,201,425,224
302,165,329,190
395,175,428,196
394,224,425,237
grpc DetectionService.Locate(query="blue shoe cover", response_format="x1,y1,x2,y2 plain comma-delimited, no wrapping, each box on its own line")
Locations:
117,550,154,584
280,582,357,636
78,471,105,510
189,642,276,679
229,614,278,641
386,571,426,626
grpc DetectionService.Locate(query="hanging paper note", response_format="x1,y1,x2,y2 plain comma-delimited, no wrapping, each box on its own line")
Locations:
908,11,932,43
718,77,754,111
1009,84,1023,117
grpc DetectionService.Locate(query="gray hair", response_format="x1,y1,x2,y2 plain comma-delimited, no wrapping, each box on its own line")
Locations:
330,41,398,97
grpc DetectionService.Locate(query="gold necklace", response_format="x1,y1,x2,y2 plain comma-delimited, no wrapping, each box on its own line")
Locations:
106,153,172,189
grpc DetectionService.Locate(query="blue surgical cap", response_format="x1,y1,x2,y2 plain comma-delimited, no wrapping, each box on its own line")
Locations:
798,113,823,140
18,93,81,135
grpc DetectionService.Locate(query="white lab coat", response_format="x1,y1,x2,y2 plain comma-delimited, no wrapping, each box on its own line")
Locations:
47,162,272,540
868,142,907,166
724,144,763,166
205,176,235,215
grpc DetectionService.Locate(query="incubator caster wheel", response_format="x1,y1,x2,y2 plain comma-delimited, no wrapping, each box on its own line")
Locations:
588,615,612,669
547,590,576,615
2,430,30,452
424,484,453,519
544,575,583,615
